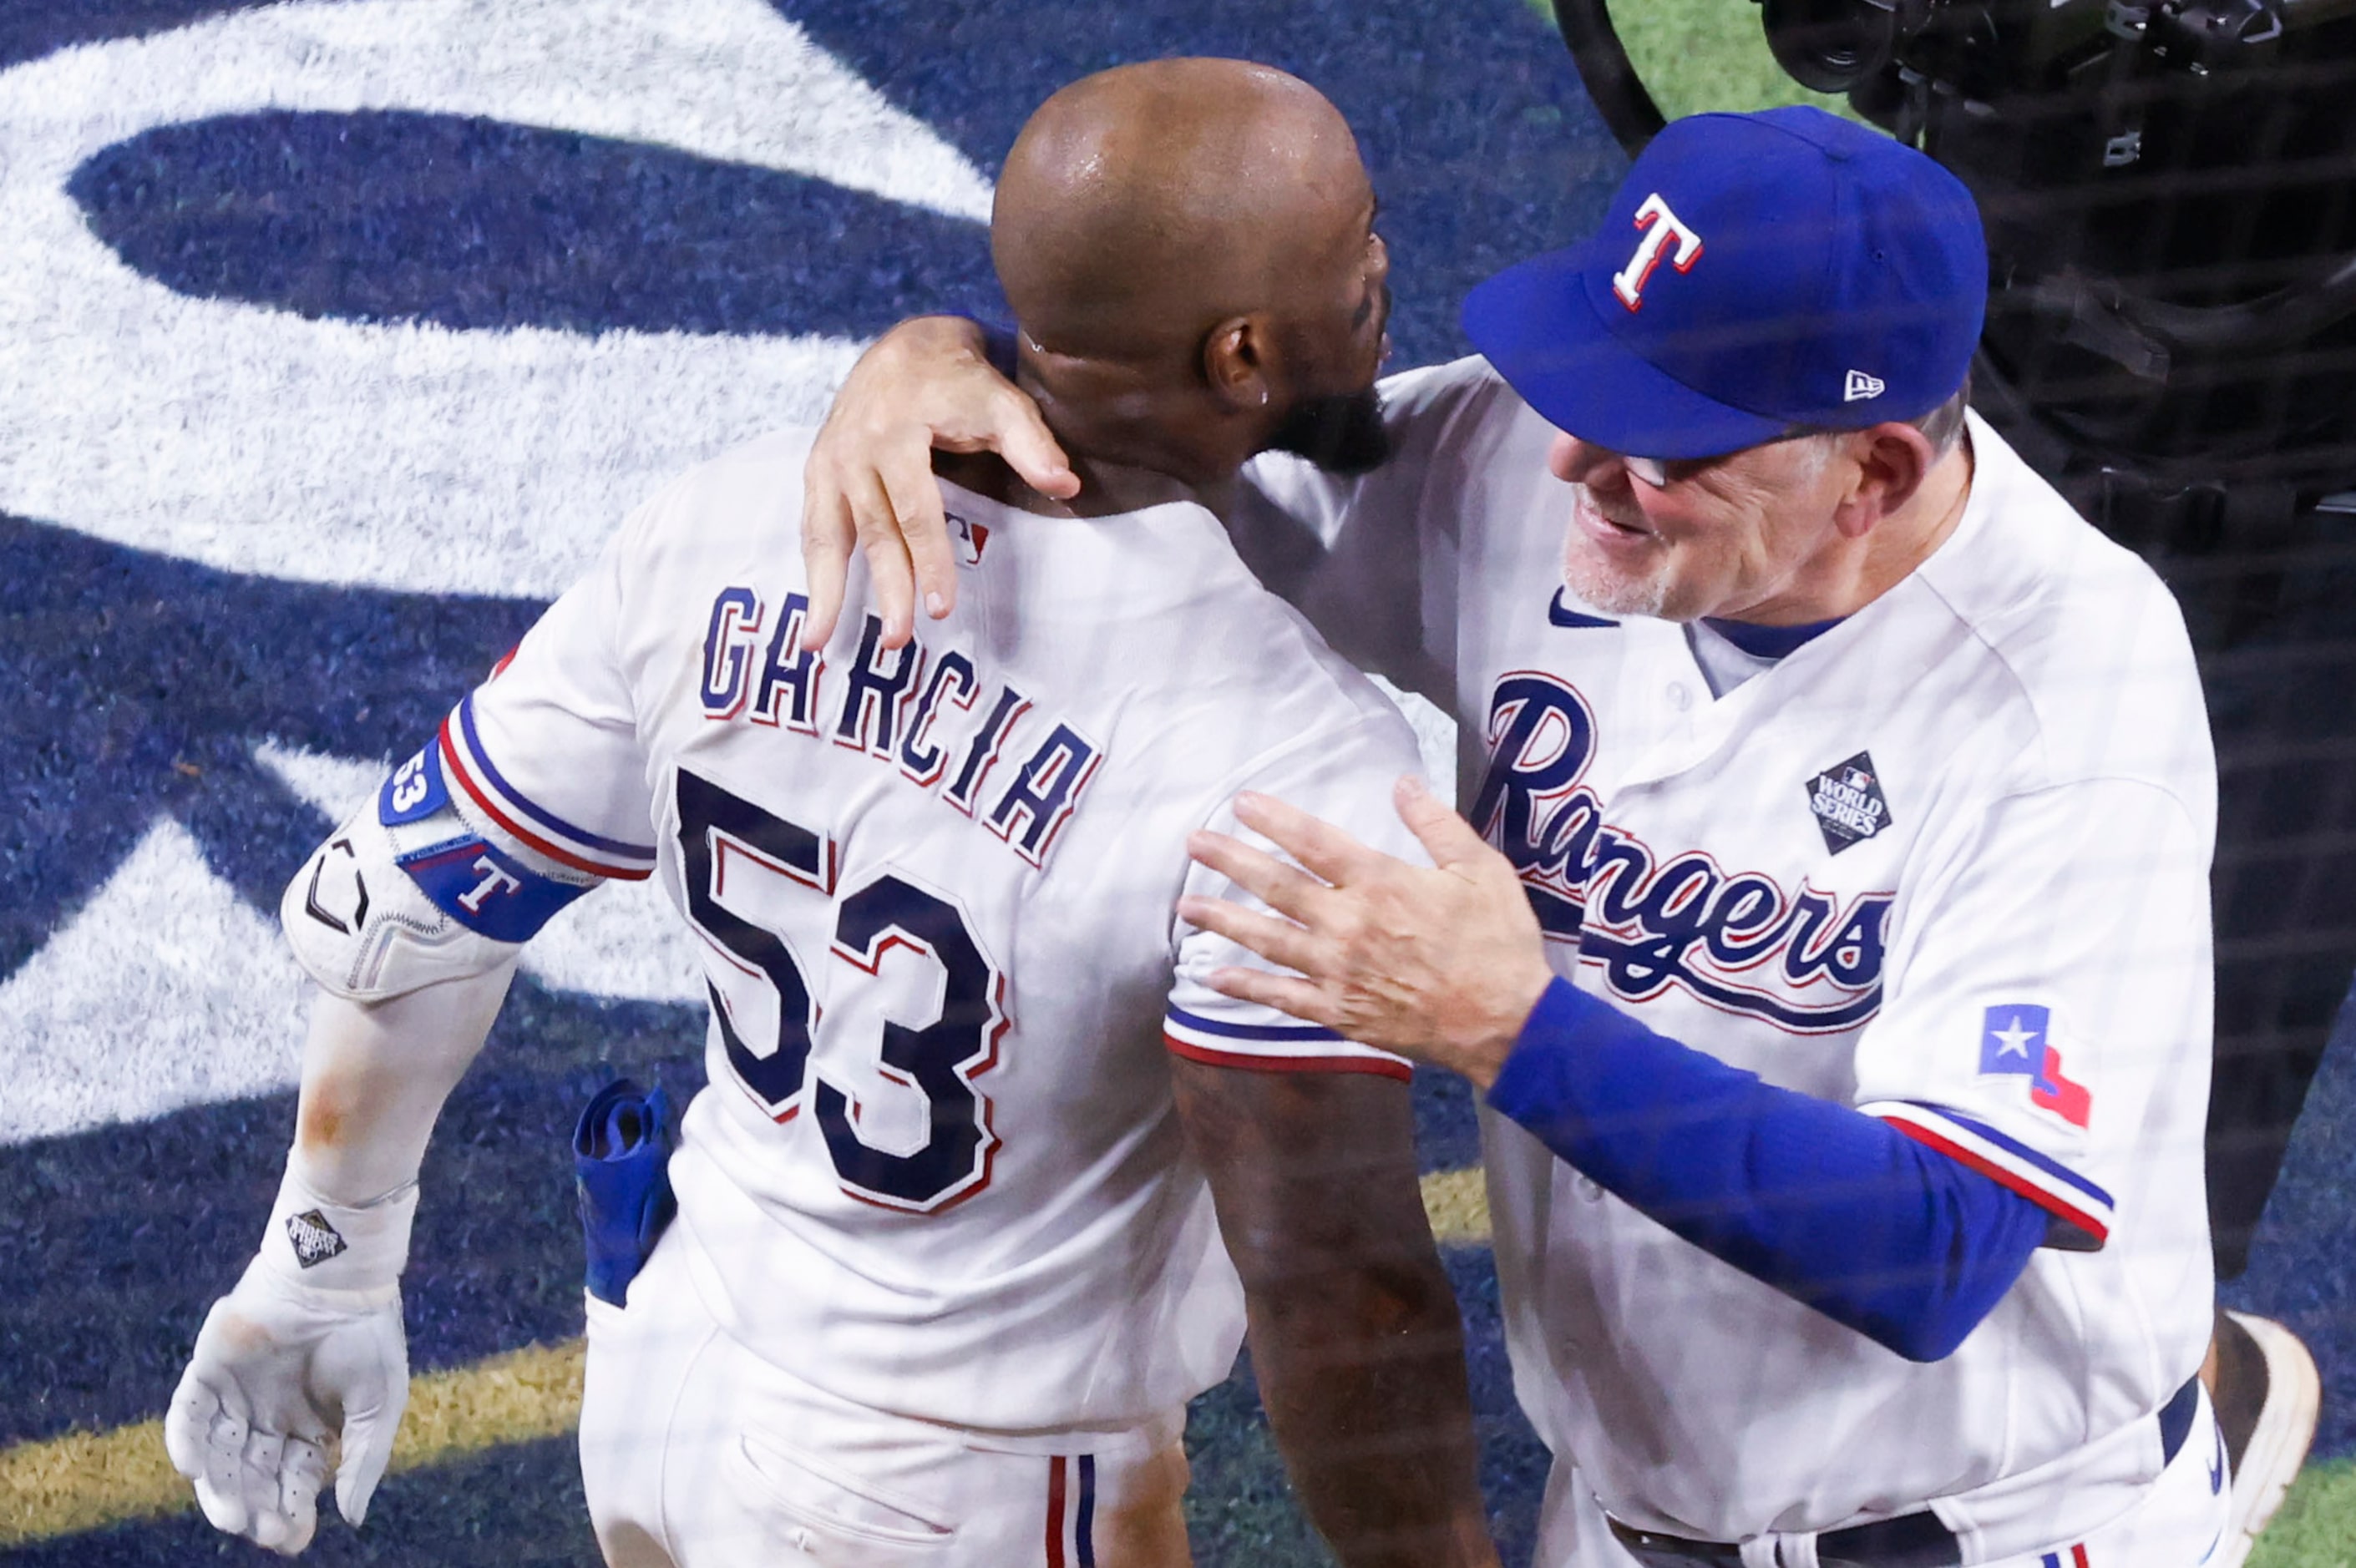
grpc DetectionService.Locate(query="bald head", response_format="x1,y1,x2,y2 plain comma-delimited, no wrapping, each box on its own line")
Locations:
993,59,1374,364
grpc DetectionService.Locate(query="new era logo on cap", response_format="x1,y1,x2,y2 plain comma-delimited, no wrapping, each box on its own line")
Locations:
1844,369,1886,402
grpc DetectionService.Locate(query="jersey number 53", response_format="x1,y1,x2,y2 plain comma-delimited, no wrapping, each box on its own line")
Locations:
675,768,1007,1212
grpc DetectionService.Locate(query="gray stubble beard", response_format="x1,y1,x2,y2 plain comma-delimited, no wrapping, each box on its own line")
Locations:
1559,503,1675,621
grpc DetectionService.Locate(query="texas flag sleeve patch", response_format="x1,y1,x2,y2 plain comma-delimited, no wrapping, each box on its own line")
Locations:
1977,1004,2093,1128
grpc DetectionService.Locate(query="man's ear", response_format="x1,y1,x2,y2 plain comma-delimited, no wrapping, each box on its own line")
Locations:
1202,314,1276,412
1832,422,1938,539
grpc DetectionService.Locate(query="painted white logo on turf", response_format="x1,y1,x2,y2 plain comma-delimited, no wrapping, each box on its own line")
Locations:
1844,369,1887,402
0,0,997,598
1612,194,1705,311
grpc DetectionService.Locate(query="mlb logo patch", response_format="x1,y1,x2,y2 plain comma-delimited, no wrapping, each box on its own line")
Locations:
1806,751,1891,854
945,510,991,568
1979,1004,2093,1128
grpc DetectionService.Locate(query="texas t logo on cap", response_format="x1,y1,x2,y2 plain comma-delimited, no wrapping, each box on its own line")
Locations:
1611,194,1705,311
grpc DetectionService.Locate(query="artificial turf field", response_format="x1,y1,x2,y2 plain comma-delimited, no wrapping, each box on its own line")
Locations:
1,0,2349,1560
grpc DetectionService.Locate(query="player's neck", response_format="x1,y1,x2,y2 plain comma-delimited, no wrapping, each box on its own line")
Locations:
934,449,1197,518
987,341,1272,516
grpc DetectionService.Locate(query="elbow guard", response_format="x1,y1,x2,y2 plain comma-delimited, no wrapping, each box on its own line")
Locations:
281,738,600,1001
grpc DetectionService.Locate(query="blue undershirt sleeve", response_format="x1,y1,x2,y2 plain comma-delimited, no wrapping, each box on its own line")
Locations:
1486,978,2053,1363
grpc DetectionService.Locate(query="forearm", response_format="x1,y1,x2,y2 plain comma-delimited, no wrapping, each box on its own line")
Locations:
166,937,507,1550
1173,1060,1494,1567
1488,979,2053,1361
291,964,514,1202
1240,1244,1492,1567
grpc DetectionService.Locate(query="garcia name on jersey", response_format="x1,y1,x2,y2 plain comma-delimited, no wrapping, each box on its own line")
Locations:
696,590,1101,873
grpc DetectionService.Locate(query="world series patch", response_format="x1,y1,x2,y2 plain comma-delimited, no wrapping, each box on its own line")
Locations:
1806,751,1891,854
286,1209,349,1268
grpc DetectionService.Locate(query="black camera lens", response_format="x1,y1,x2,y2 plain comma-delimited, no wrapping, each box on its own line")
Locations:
1761,0,1905,91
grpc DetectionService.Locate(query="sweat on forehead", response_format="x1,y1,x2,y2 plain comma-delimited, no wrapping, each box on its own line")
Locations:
992,58,1366,360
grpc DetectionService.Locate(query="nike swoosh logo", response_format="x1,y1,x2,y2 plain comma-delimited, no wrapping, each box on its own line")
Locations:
1548,589,1619,630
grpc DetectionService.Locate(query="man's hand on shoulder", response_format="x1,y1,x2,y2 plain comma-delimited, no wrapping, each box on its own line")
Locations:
165,1257,408,1555
800,316,1077,651
1180,776,1554,1089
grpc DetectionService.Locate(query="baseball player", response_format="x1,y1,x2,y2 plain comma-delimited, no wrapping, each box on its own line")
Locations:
798,109,2233,1565
161,60,1498,1568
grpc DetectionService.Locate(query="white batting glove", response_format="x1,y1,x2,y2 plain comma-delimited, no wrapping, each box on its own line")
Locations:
165,1169,415,1554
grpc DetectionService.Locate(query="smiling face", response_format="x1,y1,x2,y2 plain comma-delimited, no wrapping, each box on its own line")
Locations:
1547,429,1856,623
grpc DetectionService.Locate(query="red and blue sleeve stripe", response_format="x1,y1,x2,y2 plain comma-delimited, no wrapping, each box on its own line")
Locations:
1862,1100,2115,1247
1487,978,2057,1363
438,694,656,881
1162,1005,1411,1080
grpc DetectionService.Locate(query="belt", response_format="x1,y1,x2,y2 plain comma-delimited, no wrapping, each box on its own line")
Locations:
1609,1510,1959,1568
1606,1376,2203,1568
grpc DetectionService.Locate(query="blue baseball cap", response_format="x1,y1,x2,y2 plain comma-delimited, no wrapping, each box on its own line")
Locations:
1461,106,1987,461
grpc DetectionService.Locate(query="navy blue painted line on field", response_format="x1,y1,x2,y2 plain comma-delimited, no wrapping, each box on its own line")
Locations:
73,112,1006,340
0,513,543,984
0,0,304,72
1411,1063,1485,1176
777,0,1626,372
2222,981,2356,1460
58,3,1620,367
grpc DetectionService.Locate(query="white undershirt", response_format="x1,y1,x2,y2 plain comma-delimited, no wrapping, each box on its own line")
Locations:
1684,620,1784,699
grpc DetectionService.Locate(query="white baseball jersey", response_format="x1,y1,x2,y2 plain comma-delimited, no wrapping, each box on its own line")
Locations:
1238,357,2218,1551
420,428,1423,1440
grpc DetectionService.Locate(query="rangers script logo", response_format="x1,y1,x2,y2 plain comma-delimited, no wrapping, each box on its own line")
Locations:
1473,672,1892,1034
